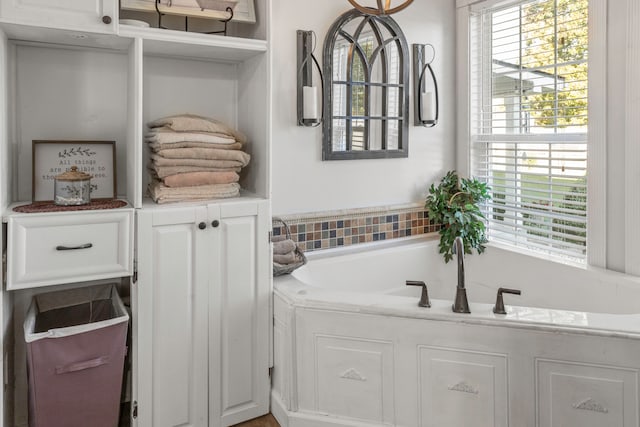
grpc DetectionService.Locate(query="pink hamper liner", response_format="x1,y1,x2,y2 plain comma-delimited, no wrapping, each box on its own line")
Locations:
23,284,129,427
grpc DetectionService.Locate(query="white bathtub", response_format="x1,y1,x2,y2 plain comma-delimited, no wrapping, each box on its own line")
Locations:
272,237,640,427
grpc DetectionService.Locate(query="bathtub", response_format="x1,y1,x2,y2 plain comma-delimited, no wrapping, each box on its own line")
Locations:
272,236,640,427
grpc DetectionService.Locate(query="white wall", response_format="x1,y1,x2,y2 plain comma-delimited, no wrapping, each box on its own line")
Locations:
271,0,456,215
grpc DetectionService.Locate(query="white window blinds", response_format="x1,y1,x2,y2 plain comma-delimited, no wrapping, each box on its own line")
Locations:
469,0,588,262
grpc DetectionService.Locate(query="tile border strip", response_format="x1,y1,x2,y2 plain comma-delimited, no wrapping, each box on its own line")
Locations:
272,203,440,252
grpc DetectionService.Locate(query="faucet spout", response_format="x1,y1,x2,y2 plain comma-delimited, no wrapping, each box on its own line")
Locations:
452,236,471,313
454,236,465,290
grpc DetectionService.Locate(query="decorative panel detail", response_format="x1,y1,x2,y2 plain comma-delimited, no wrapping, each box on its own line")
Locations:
314,335,394,424
536,359,638,427
448,381,479,395
573,398,609,414
418,346,508,427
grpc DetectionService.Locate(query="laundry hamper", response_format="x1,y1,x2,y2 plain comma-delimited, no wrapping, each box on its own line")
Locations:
23,284,129,427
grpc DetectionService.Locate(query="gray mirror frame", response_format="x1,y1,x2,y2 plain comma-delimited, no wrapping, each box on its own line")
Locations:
322,9,410,160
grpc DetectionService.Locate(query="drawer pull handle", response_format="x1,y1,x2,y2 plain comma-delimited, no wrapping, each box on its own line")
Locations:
56,243,93,251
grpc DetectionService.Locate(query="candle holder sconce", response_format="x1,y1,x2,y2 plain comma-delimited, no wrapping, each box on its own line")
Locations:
297,30,324,127
413,43,439,127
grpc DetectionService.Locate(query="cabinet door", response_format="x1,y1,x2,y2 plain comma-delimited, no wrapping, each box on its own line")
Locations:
136,207,210,427
209,200,271,427
0,0,117,33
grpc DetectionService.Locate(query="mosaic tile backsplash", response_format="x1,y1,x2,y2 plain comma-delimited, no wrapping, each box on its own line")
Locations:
273,204,440,252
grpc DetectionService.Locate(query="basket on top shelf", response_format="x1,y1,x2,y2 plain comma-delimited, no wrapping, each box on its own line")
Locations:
272,218,307,277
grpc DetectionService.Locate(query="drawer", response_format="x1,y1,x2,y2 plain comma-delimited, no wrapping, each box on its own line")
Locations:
7,210,133,290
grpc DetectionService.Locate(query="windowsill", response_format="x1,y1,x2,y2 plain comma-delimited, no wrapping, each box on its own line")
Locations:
485,240,588,270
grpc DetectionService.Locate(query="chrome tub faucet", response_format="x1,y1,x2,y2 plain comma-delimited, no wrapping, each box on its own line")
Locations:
452,236,471,313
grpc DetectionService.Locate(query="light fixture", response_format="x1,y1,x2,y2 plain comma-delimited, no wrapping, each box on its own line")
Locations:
297,30,323,127
413,43,439,127
346,0,413,16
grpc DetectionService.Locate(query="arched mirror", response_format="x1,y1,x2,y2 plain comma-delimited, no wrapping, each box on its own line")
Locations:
323,9,409,160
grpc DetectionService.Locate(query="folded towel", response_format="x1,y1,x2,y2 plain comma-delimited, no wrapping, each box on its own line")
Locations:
273,239,297,255
148,141,243,151
271,235,287,243
148,180,240,204
146,127,238,145
273,252,297,265
147,114,247,142
151,153,246,169
162,171,239,188
149,164,242,178
154,147,250,166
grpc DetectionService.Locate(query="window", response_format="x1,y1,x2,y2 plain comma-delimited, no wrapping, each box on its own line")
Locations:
468,0,589,262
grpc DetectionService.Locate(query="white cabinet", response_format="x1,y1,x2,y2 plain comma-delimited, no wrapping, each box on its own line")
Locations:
136,199,271,427
0,0,117,33
0,2,271,425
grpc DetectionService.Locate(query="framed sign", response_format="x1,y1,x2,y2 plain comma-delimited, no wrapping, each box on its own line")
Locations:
32,141,116,201
120,0,256,24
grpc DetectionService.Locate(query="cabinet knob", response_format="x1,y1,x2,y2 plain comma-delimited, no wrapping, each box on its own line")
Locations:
102,15,112,24
198,222,207,230
212,220,220,228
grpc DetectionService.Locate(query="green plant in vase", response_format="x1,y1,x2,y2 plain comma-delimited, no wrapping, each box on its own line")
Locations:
425,171,491,262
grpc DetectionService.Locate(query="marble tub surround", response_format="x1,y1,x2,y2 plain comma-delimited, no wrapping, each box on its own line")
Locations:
272,204,440,252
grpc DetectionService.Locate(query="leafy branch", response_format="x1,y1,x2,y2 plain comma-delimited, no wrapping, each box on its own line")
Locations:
425,171,491,262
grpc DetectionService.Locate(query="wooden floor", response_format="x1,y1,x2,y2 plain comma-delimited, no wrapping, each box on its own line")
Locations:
231,414,281,427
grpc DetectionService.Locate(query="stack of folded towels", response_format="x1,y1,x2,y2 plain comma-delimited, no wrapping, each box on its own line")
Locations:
272,234,300,266
146,114,250,204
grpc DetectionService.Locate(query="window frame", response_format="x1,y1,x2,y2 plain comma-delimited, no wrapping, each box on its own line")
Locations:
322,9,410,160
456,0,607,267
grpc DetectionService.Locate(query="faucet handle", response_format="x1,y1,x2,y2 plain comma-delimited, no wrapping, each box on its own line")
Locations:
406,280,431,308
493,287,521,315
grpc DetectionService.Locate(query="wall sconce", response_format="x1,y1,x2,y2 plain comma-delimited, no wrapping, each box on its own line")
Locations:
413,43,439,127
297,30,323,127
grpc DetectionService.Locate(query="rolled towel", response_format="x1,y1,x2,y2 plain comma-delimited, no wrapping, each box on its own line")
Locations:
148,141,243,151
147,114,247,142
163,171,239,188
154,147,250,166
273,239,297,255
146,127,238,145
273,252,297,265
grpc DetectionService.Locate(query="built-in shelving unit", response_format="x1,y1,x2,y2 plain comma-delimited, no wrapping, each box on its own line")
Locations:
0,1,271,425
